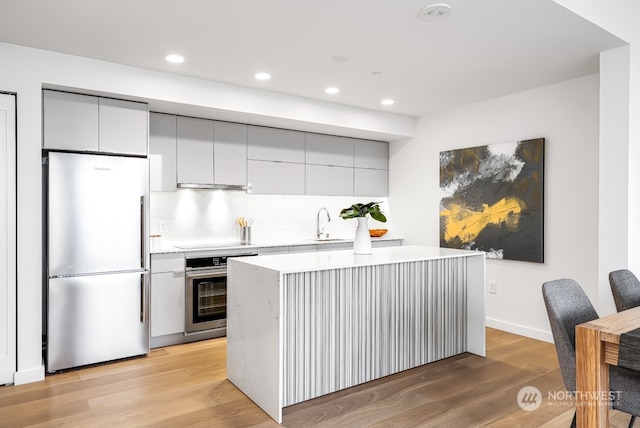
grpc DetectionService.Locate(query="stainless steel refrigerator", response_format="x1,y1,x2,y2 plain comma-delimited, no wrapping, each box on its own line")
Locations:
45,151,150,372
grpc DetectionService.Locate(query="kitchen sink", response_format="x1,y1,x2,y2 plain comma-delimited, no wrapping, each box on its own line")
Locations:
310,238,348,242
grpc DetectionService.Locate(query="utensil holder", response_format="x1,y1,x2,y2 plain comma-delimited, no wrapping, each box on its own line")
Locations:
240,226,251,245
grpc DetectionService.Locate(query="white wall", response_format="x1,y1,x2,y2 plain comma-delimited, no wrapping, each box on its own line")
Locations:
390,74,601,341
554,0,640,310
0,41,414,384
598,45,630,315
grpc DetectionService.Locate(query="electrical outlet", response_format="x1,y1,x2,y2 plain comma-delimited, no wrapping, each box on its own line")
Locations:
489,281,497,294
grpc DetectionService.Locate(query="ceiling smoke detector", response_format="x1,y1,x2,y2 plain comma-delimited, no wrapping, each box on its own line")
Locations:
331,55,350,63
418,3,452,21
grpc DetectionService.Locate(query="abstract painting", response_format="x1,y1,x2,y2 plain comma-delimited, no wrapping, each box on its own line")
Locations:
439,138,544,263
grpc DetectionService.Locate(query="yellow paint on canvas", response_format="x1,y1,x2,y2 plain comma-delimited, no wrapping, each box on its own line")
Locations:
441,197,526,244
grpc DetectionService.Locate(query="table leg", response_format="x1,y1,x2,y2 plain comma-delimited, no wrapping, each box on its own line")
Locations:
576,323,609,427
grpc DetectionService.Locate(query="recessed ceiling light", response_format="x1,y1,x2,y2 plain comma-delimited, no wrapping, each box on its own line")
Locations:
254,72,271,81
381,99,395,106
418,3,452,21
325,87,340,94
165,54,184,64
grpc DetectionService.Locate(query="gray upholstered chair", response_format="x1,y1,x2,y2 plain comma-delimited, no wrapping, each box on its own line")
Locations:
542,278,640,428
609,269,640,312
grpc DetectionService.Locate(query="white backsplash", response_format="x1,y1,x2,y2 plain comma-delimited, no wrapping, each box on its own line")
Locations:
150,191,393,246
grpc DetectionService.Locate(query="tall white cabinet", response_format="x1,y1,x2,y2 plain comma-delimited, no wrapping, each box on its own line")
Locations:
0,93,16,384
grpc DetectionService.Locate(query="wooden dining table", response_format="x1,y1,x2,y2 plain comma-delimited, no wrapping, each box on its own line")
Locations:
575,305,640,427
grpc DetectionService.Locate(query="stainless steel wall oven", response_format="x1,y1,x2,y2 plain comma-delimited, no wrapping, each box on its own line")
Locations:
184,247,257,334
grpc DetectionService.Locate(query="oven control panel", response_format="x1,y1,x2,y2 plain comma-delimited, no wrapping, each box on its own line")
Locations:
186,256,226,270
185,251,257,271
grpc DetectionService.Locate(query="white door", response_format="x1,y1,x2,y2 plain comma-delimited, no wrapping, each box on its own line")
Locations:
0,93,16,384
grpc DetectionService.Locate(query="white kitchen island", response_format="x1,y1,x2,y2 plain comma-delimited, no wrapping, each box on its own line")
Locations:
226,245,485,423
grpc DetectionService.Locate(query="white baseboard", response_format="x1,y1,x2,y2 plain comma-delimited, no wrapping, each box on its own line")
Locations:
486,317,553,343
13,365,45,385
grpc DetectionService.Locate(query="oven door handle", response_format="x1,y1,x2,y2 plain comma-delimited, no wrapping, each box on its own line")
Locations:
186,270,226,280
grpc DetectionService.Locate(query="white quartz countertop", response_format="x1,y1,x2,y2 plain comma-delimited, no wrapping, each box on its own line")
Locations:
254,235,402,248
229,245,483,274
150,242,256,255
150,236,403,255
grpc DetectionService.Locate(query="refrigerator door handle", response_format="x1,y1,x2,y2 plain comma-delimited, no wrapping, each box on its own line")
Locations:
140,273,147,324
140,195,147,270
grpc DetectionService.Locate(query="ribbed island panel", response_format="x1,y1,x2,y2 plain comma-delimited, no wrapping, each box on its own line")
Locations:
281,257,468,406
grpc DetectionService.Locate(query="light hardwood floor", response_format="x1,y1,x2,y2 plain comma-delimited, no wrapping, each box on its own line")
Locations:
0,328,635,427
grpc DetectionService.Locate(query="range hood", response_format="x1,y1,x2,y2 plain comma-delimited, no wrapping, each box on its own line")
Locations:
177,183,252,191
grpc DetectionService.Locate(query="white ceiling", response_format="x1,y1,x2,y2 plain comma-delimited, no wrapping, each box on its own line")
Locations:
0,0,625,118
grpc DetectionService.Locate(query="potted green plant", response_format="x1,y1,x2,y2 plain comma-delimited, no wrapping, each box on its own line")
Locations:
340,202,387,254
339,201,387,222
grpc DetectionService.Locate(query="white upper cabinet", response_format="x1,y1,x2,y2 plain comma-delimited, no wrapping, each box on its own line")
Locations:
247,125,305,194
305,134,355,195
305,134,353,167
148,112,389,196
43,90,99,151
153,115,248,190
43,90,148,155
99,98,148,155
354,139,388,170
248,160,305,195
176,116,214,185
247,126,305,163
355,168,388,197
354,139,389,196
214,121,247,185
149,113,177,192
306,164,353,196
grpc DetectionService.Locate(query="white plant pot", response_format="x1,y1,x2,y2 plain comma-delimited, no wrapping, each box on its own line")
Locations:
353,217,372,255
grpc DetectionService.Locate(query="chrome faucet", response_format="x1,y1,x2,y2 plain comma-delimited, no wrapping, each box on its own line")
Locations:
316,207,331,239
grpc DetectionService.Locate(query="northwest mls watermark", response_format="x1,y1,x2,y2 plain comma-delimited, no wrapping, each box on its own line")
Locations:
517,386,622,411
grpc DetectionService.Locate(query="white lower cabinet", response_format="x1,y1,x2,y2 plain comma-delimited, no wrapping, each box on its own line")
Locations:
150,254,185,339
258,246,290,255
288,245,318,253
316,242,352,251
371,239,402,248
